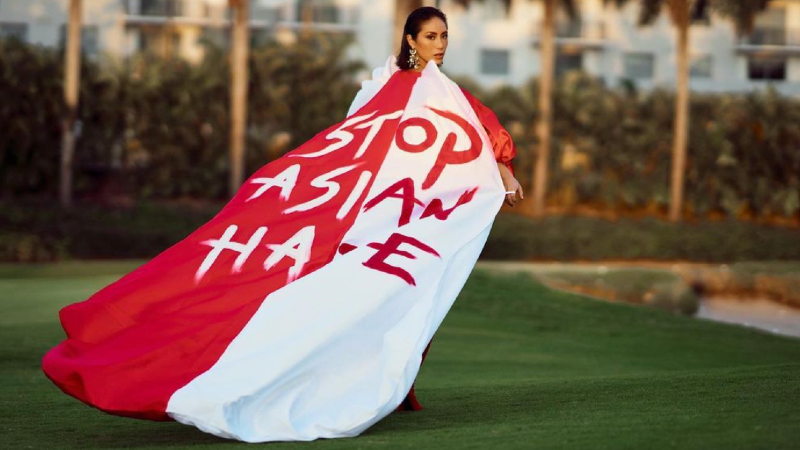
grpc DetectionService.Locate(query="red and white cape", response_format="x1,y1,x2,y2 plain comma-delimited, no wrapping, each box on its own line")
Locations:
43,55,516,442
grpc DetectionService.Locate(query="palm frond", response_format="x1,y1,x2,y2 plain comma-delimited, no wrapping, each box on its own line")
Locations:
690,0,709,21
638,0,668,25
710,0,771,34
560,0,580,20
601,0,633,9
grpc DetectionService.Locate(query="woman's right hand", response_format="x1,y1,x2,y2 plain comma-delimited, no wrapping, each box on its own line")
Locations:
503,175,523,207
497,162,523,207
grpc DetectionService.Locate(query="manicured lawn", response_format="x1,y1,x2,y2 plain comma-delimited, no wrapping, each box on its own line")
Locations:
1,263,799,449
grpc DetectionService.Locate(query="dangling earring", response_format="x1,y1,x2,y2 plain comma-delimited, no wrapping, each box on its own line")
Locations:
408,48,420,70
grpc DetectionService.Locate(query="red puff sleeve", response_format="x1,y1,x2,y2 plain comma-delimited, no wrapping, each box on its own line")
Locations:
460,87,516,176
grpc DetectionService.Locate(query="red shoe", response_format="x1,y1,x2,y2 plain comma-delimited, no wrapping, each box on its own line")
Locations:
394,338,433,412
396,384,423,411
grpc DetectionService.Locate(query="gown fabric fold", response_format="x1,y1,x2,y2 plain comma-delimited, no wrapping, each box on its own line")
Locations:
42,56,516,443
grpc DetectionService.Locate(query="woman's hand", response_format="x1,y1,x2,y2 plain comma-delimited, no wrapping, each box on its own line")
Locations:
503,175,523,207
497,162,523,207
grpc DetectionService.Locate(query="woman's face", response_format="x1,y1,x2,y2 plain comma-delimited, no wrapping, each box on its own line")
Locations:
407,17,448,69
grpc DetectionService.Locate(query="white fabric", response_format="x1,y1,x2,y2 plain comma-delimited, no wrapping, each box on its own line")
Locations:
346,55,400,118
166,59,506,443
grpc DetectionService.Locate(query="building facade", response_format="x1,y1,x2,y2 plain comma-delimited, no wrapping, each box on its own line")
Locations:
438,0,800,96
1,0,799,95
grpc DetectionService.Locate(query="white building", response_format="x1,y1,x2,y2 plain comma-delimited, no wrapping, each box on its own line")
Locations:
428,0,800,96
2,0,800,95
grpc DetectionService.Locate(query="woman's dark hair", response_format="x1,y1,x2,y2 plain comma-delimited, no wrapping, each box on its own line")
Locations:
397,7,448,70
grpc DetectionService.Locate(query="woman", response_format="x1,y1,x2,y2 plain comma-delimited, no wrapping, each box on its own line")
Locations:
42,6,521,443
368,6,522,413
349,7,521,208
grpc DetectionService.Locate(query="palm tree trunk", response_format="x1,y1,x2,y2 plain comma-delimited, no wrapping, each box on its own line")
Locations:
533,0,555,217
229,0,250,197
669,3,690,222
301,0,312,38
394,0,424,51
60,0,82,209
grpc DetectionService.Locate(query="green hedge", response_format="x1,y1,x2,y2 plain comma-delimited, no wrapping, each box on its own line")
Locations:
3,38,799,220
482,213,800,262
476,73,800,220
0,35,362,199
2,201,798,262
0,200,220,261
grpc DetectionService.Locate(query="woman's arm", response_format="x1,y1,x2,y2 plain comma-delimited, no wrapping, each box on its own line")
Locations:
497,162,523,207
458,87,523,207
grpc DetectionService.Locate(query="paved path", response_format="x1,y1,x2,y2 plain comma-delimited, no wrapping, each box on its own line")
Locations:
475,260,710,274
475,260,800,340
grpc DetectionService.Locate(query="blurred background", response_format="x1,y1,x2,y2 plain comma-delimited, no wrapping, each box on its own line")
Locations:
1,0,800,334
2,5,800,446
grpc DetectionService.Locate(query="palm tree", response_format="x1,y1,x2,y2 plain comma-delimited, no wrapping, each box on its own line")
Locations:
605,0,772,222
394,1,425,51
60,0,82,208
531,0,578,218
398,0,576,218
228,0,250,197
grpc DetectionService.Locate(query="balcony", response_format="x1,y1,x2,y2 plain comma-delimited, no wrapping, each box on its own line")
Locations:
123,0,228,28
282,4,359,33
140,0,183,17
736,26,800,56
122,1,356,34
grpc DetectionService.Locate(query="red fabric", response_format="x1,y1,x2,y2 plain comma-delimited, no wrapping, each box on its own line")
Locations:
42,70,421,421
396,338,433,412
460,88,517,176
42,68,513,421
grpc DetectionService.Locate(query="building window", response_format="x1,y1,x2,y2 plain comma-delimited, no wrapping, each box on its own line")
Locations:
556,51,583,76
481,49,510,75
296,0,339,23
59,24,99,55
252,6,284,23
554,8,582,38
555,20,582,38
746,6,786,45
748,55,786,80
624,52,654,79
0,22,28,42
746,28,787,46
690,54,713,78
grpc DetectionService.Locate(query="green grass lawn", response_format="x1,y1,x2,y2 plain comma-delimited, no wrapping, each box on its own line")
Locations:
2,263,799,449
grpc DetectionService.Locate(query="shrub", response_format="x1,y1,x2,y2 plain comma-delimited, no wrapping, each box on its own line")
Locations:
0,33,363,200
0,233,67,263
480,72,800,220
